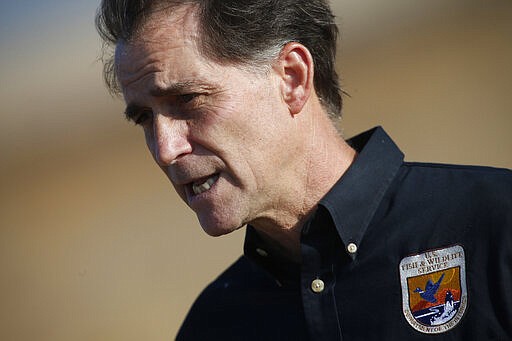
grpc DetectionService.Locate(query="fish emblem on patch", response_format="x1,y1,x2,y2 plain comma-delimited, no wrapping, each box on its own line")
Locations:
399,245,467,334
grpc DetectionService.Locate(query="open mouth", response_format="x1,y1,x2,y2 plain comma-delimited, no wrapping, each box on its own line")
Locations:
191,174,220,195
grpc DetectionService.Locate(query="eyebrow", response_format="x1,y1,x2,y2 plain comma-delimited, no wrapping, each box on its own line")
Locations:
123,82,198,121
149,81,196,97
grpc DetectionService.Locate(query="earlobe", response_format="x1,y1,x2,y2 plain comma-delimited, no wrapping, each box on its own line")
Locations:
276,42,314,116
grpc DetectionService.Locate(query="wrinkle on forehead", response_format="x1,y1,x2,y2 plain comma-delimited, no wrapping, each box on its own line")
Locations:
115,3,203,89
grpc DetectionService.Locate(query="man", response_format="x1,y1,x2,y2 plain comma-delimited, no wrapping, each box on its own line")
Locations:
96,0,511,339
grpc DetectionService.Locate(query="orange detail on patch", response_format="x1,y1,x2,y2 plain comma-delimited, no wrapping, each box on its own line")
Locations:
407,267,461,312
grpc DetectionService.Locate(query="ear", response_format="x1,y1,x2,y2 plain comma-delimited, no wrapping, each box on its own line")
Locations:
274,42,314,116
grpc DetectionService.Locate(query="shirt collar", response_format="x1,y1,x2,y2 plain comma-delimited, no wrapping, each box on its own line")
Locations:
244,226,301,286
319,126,404,259
244,126,404,275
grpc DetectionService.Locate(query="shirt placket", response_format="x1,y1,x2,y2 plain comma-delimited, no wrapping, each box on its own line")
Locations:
300,214,343,340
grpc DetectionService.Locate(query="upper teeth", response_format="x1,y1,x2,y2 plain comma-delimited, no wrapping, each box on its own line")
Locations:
192,176,217,195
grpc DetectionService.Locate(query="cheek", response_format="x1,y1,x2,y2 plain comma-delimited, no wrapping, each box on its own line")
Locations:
189,107,238,148
171,181,187,203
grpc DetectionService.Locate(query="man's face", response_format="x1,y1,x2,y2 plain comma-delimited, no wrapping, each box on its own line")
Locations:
116,6,299,236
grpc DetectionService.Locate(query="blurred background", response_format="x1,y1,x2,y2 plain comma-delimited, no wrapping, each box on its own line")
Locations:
1,0,511,340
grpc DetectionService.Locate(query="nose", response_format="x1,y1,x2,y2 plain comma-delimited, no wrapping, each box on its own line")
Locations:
149,114,192,166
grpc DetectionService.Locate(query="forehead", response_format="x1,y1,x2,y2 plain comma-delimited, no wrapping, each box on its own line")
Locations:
133,3,199,44
115,4,204,87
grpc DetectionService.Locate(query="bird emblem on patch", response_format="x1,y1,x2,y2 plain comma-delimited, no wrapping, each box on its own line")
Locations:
399,245,467,334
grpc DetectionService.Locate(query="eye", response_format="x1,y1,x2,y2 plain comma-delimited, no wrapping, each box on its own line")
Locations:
179,93,199,104
134,109,153,126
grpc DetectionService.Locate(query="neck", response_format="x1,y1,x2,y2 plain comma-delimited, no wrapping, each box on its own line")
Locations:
250,102,357,262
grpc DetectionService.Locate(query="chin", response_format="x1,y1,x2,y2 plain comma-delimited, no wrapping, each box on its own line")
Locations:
197,213,242,237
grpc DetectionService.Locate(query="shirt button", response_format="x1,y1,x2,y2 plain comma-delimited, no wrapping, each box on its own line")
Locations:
255,248,268,257
311,279,325,293
347,243,358,254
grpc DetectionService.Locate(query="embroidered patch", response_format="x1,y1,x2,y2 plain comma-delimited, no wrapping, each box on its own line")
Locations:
399,245,467,334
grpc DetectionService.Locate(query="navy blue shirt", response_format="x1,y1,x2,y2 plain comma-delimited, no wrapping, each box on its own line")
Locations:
177,127,512,340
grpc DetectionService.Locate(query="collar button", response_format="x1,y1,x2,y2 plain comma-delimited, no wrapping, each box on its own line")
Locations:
255,248,269,257
347,242,358,254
